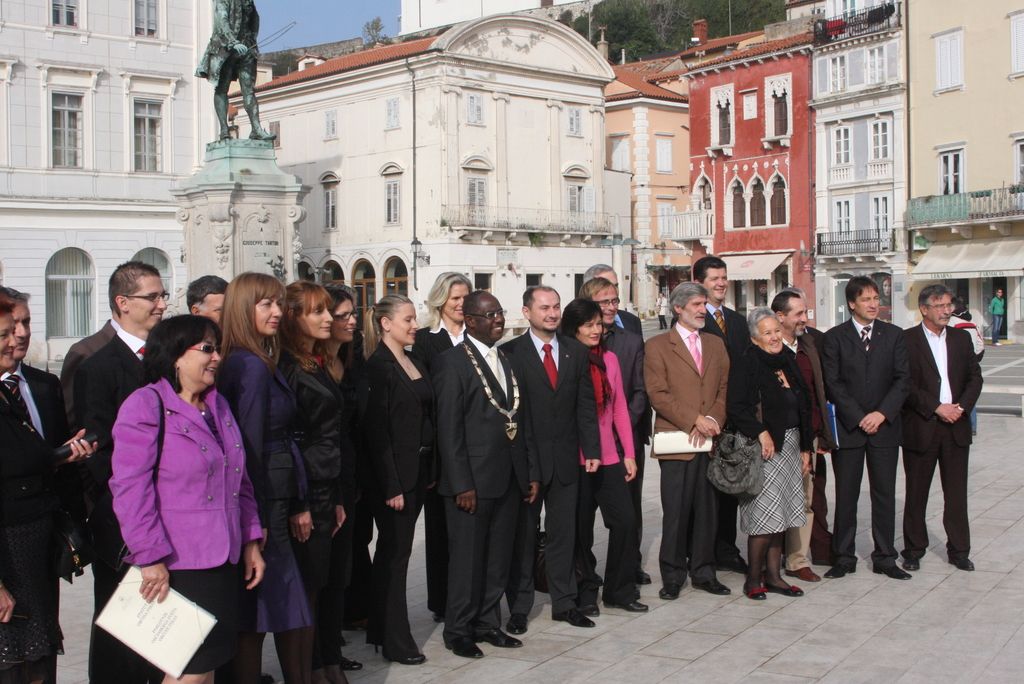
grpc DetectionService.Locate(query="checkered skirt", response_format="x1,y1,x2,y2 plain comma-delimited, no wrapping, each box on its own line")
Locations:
739,428,806,535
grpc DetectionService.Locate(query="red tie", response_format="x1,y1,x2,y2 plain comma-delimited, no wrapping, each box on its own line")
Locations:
542,343,558,389
138,346,146,357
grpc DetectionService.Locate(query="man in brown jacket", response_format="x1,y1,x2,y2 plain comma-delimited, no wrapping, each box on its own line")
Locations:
645,282,731,599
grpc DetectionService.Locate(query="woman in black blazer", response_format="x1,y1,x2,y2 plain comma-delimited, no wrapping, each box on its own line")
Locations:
360,295,433,666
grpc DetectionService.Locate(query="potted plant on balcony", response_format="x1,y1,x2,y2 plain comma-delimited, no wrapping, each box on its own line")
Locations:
527,231,543,247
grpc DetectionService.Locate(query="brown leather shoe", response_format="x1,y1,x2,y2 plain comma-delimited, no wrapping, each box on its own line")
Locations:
785,567,821,583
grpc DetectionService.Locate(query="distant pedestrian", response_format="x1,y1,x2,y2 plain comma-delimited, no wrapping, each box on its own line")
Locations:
656,292,670,330
988,288,1005,345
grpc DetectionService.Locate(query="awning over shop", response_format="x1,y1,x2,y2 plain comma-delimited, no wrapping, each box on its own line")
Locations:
721,252,791,281
910,238,1024,280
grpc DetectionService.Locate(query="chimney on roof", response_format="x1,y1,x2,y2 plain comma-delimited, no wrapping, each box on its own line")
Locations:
692,19,708,46
596,26,609,60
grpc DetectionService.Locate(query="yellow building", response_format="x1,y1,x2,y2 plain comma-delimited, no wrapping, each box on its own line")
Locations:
905,0,1024,341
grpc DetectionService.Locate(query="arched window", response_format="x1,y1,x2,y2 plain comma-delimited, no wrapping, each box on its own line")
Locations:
45,247,94,338
132,247,172,294
773,93,789,137
381,164,402,225
352,260,376,319
731,181,746,228
770,177,787,225
322,260,343,283
750,179,766,226
718,101,732,145
699,178,712,210
384,257,408,296
297,262,315,281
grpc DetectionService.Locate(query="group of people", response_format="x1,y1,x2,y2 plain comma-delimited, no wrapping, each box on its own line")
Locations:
0,254,982,683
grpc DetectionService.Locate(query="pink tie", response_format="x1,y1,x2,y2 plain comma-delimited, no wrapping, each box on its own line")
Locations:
687,332,703,374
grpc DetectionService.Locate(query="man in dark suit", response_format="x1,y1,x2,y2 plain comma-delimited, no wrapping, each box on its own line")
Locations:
59,318,117,422
772,290,837,583
580,275,652,585
822,275,910,580
74,261,167,683
502,286,602,633
901,284,983,572
186,274,228,324
693,255,750,574
584,264,643,335
412,272,473,621
434,291,536,659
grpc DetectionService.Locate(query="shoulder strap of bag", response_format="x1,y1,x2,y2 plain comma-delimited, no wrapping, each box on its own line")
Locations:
151,388,165,481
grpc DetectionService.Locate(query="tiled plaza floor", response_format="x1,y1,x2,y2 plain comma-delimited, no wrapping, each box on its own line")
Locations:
55,412,1024,683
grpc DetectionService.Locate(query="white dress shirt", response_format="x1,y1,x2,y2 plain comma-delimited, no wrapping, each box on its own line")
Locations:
116,328,147,360
852,317,873,343
528,330,559,370
1,364,44,436
430,322,465,347
922,323,953,404
467,334,507,396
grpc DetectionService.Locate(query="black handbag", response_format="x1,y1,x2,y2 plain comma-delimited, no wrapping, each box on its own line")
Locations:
708,429,764,498
88,390,165,570
52,509,95,583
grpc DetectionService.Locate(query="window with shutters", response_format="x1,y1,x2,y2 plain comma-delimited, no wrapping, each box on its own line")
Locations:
773,93,788,136
829,55,847,92
466,93,484,125
866,46,885,85
467,175,486,224
608,136,630,171
52,93,83,168
385,179,400,224
567,184,594,215
833,126,851,166
321,173,339,231
749,179,766,227
717,102,732,145
657,203,674,233
770,177,787,225
710,86,733,150
834,199,851,232
385,97,399,129
697,178,712,210
52,0,77,26
567,107,582,136
324,109,338,139
731,181,746,228
871,120,890,160
133,100,162,172
655,137,672,173
939,149,964,195
1012,13,1024,75
935,30,964,91
134,0,159,37
872,195,890,233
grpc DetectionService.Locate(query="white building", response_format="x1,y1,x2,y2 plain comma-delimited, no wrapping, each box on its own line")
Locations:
809,0,909,328
400,0,593,36
235,14,621,322
0,0,217,367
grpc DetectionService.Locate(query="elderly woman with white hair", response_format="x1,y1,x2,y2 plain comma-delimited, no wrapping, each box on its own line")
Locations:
727,307,813,601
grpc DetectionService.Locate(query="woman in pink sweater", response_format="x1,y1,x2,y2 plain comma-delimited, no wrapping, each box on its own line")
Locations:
560,299,646,614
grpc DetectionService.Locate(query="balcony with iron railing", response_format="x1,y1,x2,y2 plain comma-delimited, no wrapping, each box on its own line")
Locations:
813,1,901,45
817,228,895,257
905,185,1024,228
440,204,614,236
665,209,715,242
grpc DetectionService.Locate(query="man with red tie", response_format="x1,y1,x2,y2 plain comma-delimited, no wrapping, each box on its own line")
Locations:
502,286,602,633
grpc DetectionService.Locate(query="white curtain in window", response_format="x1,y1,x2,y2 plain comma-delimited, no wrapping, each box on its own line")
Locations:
45,248,94,338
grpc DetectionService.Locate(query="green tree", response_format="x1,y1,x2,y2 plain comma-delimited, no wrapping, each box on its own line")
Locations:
362,16,386,45
576,0,664,61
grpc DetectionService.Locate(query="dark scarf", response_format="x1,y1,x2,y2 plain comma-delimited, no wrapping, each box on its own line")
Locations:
587,345,612,414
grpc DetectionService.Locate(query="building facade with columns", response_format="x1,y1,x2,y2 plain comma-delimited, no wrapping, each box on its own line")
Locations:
234,15,620,324
0,0,217,368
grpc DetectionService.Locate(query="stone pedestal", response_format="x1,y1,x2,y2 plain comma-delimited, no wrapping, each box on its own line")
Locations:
172,139,308,281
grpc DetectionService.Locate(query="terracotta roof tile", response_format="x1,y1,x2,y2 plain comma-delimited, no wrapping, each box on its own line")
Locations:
677,30,764,58
606,66,688,103
256,36,439,93
685,32,813,74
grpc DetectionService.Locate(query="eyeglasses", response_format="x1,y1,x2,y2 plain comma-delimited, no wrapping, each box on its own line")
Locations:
466,309,506,320
594,298,620,308
189,343,221,354
333,312,354,321
124,292,170,303
926,303,955,310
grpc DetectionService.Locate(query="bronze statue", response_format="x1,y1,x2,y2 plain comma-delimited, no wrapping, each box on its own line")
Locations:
196,0,275,141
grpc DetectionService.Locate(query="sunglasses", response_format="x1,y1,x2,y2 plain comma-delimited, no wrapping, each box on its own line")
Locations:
466,309,506,320
189,343,221,354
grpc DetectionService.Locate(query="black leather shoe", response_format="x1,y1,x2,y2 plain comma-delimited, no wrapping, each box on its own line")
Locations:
949,557,975,572
692,579,731,596
873,565,912,580
659,583,682,600
578,603,600,618
505,613,528,635
824,565,856,579
635,570,652,585
716,557,749,574
603,600,649,613
339,657,363,671
552,608,595,628
475,628,522,648
765,584,804,597
384,653,426,665
902,558,921,571
447,637,484,659
431,612,445,623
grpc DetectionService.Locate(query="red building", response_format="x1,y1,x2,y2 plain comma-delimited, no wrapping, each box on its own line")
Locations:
685,32,817,319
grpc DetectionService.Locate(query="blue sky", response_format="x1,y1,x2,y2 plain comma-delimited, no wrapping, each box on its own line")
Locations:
258,0,402,50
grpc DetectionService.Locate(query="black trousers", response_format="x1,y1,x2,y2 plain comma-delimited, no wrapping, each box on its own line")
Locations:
659,457,718,586
577,461,637,606
368,478,426,659
423,486,449,616
902,424,971,561
89,560,163,683
713,488,743,564
315,513,353,668
505,476,578,617
627,427,647,574
343,496,373,624
443,483,519,645
810,453,834,564
832,444,899,569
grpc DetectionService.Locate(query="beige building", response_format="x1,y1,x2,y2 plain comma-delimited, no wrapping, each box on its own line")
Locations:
905,0,1024,341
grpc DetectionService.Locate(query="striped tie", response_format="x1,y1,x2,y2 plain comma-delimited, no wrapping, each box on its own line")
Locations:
2,375,29,417
861,325,872,352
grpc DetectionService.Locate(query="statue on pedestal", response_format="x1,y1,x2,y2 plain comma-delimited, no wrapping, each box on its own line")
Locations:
196,0,276,142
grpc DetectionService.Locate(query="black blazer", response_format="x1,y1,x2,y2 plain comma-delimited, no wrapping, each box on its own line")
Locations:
60,319,117,424
434,340,529,499
703,305,751,358
73,336,144,496
501,332,600,485
412,326,457,374
22,364,86,520
901,325,983,449
603,325,651,441
728,346,814,453
822,319,910,448
0,387,61,526
360,343,434,500
618,309,644,336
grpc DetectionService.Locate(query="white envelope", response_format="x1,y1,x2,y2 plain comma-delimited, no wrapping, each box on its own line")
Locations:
95,566,217,679
652,430,713,456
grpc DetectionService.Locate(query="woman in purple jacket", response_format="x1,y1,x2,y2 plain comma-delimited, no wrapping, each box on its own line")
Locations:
560,299,645,614
110,314,265,683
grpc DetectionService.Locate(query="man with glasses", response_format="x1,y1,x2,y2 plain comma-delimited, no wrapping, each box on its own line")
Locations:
900,284,982,573
434,291,535,659
74,261,167,683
